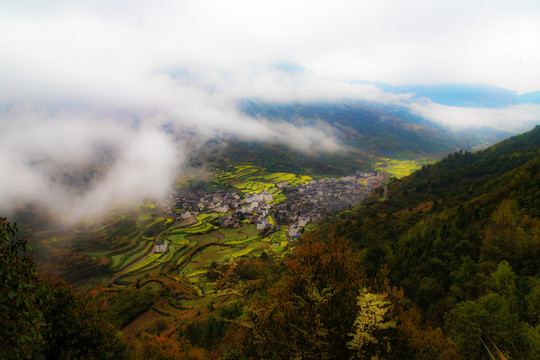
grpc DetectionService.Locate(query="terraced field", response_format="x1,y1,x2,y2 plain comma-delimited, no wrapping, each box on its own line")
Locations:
47,163,314,297
233,180,276,193
374,158,434,178
108,210,292,294
213,163,313,206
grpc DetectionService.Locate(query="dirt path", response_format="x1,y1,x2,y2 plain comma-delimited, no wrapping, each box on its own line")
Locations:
173,242,234,273
209,230,225,242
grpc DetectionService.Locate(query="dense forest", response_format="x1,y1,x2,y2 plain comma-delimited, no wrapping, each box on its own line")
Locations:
321,125,540,358
3,126,540,359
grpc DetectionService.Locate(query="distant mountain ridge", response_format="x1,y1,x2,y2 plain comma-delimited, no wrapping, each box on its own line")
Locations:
517,89,540,104
352,80,540,107
239,99,512,157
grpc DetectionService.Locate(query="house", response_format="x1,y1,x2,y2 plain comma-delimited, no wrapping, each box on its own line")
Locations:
155,240,168,253
276,181,290,189
341,175,357,182
221,216,239,228
181,211,192,220
298,214,310,227
257,217,271,230
288,223,301,237
239,205,253,213
215,205,229,213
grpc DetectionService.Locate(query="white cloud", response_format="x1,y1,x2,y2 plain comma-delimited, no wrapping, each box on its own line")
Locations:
0,109,179,222
0,0,539,222
2,0,540,93
407,101,540,133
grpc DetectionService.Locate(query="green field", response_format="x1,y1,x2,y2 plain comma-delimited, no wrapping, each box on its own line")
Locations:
111,221,291,293
374,158,434,178
213,164,314,202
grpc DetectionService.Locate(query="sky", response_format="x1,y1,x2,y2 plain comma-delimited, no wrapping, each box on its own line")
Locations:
2,0,540,92
1,0,539,222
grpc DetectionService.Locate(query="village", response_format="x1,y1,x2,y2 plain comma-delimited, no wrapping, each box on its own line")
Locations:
162,171,383,240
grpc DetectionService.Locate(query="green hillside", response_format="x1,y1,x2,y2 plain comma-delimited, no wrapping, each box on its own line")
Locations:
214,100,513,177
240,100,512,157
316,125,540,358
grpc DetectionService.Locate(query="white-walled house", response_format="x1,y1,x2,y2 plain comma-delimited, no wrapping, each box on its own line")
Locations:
155,240,168,253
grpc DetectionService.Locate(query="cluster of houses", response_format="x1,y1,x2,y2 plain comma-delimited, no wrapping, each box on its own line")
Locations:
170,189,242,217
226,191,275,232
276,173,382,233
287,214,311,237
237,192,273,215
161,172,382,241
169,189,276,232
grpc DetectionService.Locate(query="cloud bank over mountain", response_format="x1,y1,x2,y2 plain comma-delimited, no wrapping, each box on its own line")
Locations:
0,0,539,222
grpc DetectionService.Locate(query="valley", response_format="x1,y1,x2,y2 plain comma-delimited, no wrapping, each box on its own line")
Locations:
3,2,540,358
31,160,399,288
6,127,540,359
12,156,428,340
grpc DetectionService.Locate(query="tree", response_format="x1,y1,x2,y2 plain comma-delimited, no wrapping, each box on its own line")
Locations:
445,293,533,359
39,281,129,360
525,278,540,326
238,234,365,359
0,217,129,359
0,217,47,359
490,261,518,309
133,333,201,360
107,288,155,328
347,288,396,359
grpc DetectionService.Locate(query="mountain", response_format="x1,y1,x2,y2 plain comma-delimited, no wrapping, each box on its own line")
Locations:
316,125,540,358
518,90,540,104
398,84,519,108
7,126,539,359
353,81,540,108
236,100,512,173
241,100,453,156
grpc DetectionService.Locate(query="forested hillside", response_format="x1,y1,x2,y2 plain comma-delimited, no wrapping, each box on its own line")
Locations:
318,125,540,358
240,100,512,157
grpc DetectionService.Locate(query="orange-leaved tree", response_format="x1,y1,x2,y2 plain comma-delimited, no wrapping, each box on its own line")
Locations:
238,233,365,359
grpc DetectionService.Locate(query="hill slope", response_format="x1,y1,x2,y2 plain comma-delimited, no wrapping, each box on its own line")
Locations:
241,100,511,155
229,100,512,176
318,125,540,358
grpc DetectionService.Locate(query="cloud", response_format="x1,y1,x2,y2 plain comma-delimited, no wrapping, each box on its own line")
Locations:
407,101,540,133
0,109,179,222
0,65,359,223
2,0,540,94
0,1,539,222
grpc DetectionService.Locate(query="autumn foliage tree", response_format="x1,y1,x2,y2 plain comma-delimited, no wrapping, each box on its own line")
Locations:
132,333,202,360
0,218,129,359
237,233,364,359
347,288,396,359
227,233,460,360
